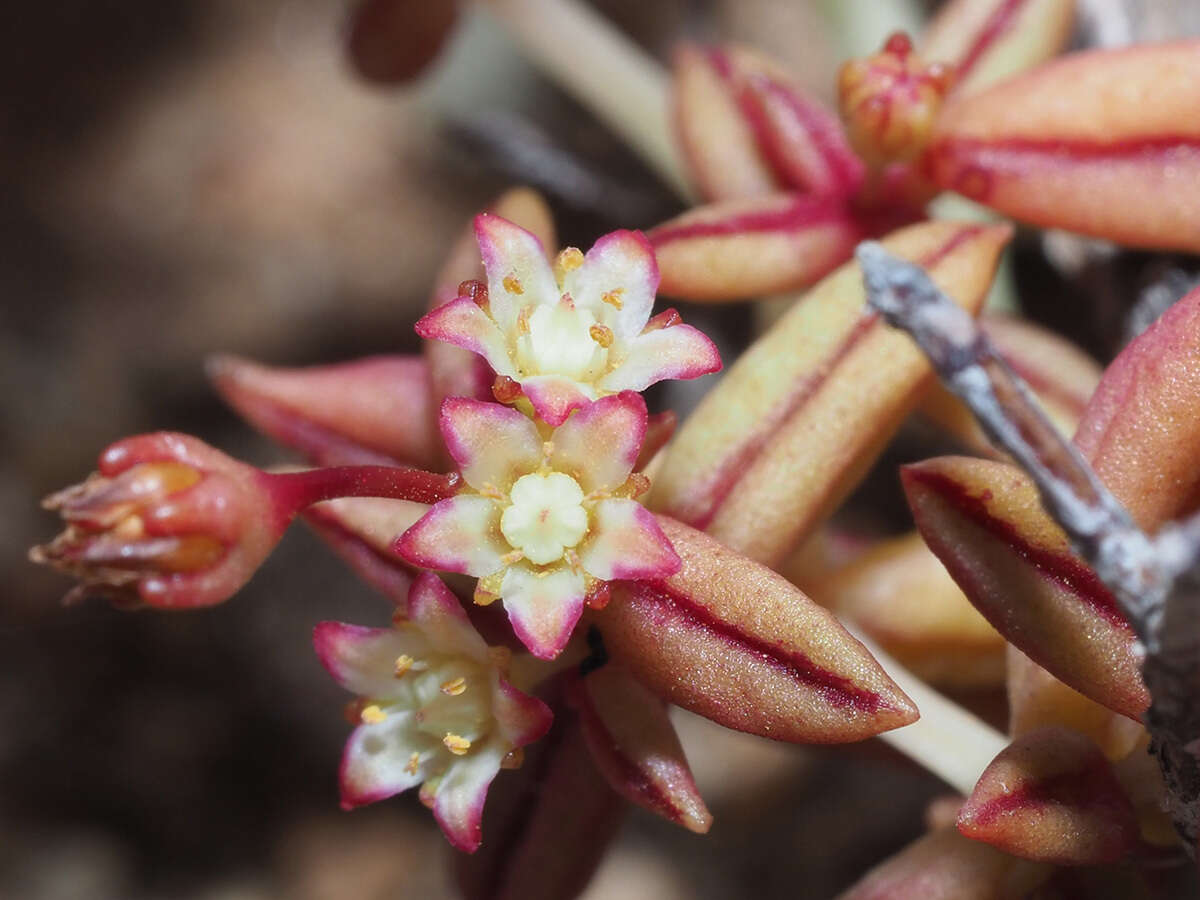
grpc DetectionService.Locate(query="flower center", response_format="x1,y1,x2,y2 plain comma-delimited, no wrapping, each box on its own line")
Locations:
515,301,609,381
500,472,589,566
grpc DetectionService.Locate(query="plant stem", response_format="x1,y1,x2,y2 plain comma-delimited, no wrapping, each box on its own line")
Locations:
850,627,1006,795
478,0,696,202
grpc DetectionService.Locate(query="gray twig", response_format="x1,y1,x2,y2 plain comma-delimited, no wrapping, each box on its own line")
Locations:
857,240,1200,852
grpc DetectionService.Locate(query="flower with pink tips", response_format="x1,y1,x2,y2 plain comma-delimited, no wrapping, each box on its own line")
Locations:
314,572,552,853
396,391,681,659
416,214,722,425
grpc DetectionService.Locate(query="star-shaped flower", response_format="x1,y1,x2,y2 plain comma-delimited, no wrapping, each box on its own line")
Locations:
395,392,681,658
416,214,721,425
314,572,552,852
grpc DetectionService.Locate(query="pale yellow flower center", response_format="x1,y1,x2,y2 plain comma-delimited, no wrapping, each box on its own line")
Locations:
515,302,609,382
500,472,589,566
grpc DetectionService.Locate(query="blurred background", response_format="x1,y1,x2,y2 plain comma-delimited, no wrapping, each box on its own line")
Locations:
3,1,1199,898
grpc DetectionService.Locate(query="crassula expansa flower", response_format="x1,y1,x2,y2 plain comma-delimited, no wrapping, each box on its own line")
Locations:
396,392,680,659
315,572,552,852
416,214,721,425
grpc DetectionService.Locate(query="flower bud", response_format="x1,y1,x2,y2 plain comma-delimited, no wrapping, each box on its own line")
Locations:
31,432,285,609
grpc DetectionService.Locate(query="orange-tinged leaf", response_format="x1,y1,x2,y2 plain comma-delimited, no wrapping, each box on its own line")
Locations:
921,0,1075,96
837,827,1051,899
1006,647,1144,762
902,456,1149,719
673,44,777,201
812,532,1005,688
649,220,1011,566
929,41,1200,251
567,664,711,833
599,517,917,744
958,727,1139,865
208,354,438,468
649,193,863,301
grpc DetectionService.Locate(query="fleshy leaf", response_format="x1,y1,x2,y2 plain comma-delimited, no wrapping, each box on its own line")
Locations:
929,41,1200,252
649,193,863,301
920,0,1076,96
207,354,438,468
600,517,917,743
567,664,711,833
958,726,1138,865
649,220,1011,566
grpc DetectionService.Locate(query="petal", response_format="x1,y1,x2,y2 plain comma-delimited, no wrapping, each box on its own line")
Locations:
500,564,586,660
439,398,542,491
562,229,658,344
415,297,516,378
395,495,507,577
519,375,593,427
433,736,508,853
313,621,423,699
475,213,558,334
578,499,680,581
407,572,489,663
339,712,430,809
490,672,554,748
599,324,722,393
549,391,646,493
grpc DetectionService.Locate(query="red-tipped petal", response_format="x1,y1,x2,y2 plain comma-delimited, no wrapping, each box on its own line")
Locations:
578,499,680,581
567,665,711,833
562,229,658,344
650,220,1011,566
395,496,508,578
921,0,1075,96
416,298,516,379
929,41,1200,251
548,391,646,494
207,354,437,468
958,727,1139,865
601,517,917,744
474,213,557,335
649,193,863,301
500,565,586,661
518,375,592,428
439,398,542,493
600,324,722,392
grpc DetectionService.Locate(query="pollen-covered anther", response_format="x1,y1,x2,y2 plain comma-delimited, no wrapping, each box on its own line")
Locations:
393,654,415,678
405,752,421,775
440,676,468,696
601,288,624,310
473,584,500,606
502,274,524,295
837,30,955,167
553,247,585,284
516,305,532,336
589,323,614,348
458,278,488,307
443,733,472,756
360,704,388,725
616,472,652,499
492,375,522,404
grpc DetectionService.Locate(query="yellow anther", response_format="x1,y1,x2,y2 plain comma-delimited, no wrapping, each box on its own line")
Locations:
554,247,584,284
441,676,467,696
360,704,387,725
516,305,532,336
474,585,500,606
589,323,614,348
503,274,524,295
393,654,414,678
601,288,625,310
443,733,472,755
405,752,421,775
500,549,524,566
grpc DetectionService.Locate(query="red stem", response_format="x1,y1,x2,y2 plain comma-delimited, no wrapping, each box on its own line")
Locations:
265,466,461,525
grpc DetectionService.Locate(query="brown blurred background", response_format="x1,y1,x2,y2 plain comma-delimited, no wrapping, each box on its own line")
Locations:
5,2,1197,898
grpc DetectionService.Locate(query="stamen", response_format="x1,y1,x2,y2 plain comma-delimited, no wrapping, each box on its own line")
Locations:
360,704,387,724
492,375,522,404
554,247,584,284
443,733,472,755
516,305,532,336
589,323,614,348
601,288,625,310
500,549,524,566
458,279,488,306
474,584,500,606
393,654,414,678
441,676,467,696
405,752,421,775
478,483,506,501
503,274,524,295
